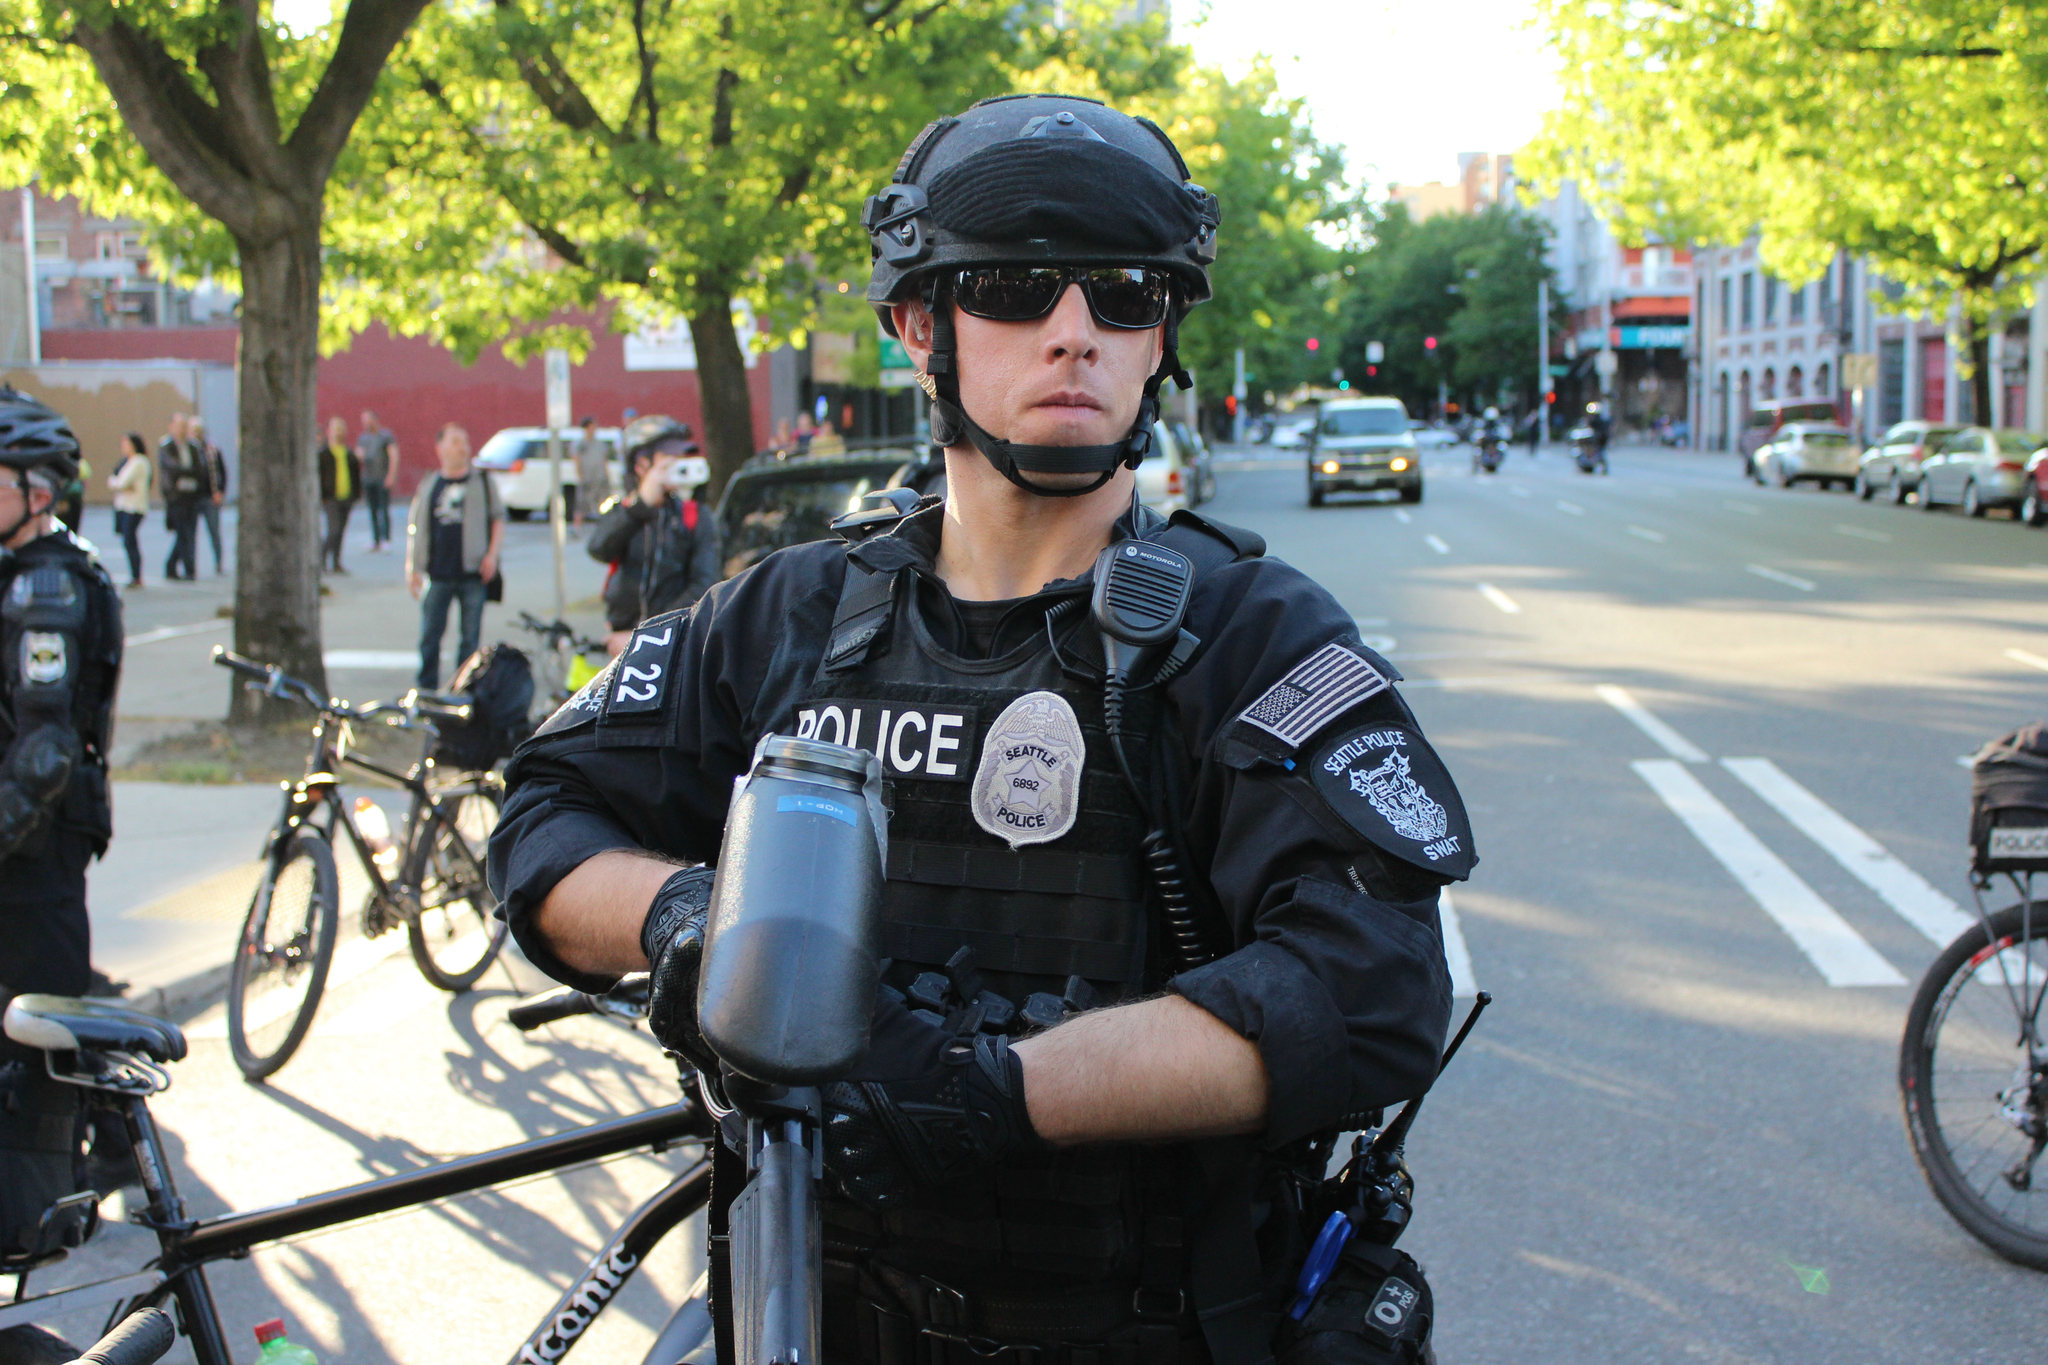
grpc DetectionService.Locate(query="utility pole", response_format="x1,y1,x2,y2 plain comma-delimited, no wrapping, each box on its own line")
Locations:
543,348,571,624
1537,278,1549,452
1232,347,1246,444
20,189,40,366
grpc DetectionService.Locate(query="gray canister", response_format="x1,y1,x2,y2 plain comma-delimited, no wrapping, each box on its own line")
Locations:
697,734,887,1084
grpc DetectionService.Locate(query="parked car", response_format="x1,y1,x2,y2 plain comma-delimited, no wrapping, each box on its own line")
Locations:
2021,450,2048,526
1270,415,1316,449
1136,419,1201,513
715,446,938,579
1752,423,1861,490
1168,420,1217,506
1856,421,1962,502
1409,421,1460,449
1916,427,2048,517
1306,397,1421,506
1738,399,1840,468
474,426,623,519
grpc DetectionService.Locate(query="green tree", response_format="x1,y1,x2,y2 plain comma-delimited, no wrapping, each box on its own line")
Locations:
0,0,435,715
1527,0,2048,421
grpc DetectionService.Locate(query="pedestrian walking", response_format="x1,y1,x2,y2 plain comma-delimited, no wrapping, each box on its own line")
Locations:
107,432,152,588
188,418,228,574
156,412,205,581
356,410,398,552
569,416,611,532
406,423,504,689
586,416,720,652
316,415,360,575
1523,409,1541,456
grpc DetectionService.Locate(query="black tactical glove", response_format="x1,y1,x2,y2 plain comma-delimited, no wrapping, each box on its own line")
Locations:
821,990,1042,1211
641,866,718,1074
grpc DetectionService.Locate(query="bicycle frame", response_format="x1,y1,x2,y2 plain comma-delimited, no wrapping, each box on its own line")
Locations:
0,1085,712,1365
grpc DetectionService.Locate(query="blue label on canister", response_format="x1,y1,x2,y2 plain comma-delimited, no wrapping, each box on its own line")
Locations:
776,794,858,827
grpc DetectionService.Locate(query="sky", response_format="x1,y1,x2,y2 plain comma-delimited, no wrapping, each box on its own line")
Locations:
271,0,1561,191
1170,0,1561,192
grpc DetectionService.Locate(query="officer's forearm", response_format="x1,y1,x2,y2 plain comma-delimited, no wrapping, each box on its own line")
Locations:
533,849,685,975
1013,994,1268,1145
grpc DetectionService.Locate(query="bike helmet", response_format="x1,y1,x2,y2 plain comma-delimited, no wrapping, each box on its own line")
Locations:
621,414,698,463
864,94,1222,496
0,385,80,487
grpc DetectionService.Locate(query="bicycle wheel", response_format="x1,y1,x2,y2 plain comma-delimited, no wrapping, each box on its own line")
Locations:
1900,899,2048,1269
405,784,508,991
228,832,339,1082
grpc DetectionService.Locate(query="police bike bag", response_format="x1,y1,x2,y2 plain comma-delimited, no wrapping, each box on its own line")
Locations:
1969,721,2048,874
434,643,535,771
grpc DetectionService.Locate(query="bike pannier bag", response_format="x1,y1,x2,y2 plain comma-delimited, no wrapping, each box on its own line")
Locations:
435,643,535,771
1969,722,2048,873
0,1061,92,1264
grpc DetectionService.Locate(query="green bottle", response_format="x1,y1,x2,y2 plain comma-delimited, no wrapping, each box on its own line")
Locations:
251,1319,318,1365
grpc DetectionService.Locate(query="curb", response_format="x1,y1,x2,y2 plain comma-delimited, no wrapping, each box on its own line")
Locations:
123,961,234,1025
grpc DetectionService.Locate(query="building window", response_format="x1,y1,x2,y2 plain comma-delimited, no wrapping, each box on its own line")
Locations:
1819,263,1835,316
1787,365,1804,397
1741,273,1755,328
95,233,119,261
1763,278,1779,325
1761,367,1777,400
117,231,146,259
1789,285,1806,322
32,233,66,261
1720,276,1732,330
1738,370,1752,421
1815,362,1831,399
1716,371,1730,449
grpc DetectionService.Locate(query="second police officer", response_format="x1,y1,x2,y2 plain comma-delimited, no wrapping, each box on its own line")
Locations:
489,96,1471,1365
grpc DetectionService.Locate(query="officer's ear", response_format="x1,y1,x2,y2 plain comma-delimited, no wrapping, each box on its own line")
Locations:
894,299,935,372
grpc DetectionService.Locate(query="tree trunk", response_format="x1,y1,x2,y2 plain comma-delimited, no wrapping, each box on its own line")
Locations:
1965,314,1994,428
688,296,757,502
229,222,328,725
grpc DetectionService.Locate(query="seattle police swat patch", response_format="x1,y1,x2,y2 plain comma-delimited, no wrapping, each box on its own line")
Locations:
1308,722,1474,878
972,690,1086,849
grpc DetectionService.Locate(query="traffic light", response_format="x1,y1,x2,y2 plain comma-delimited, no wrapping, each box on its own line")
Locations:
1337,381,1350,390
1306,337,1320,352
1544,391,1556,404
1366,365,1377,377
1423,336,1437,351
1224,394,1238,416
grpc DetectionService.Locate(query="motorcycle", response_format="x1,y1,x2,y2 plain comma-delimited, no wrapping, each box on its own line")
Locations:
1473,435,1504,474
1569,425,1607,475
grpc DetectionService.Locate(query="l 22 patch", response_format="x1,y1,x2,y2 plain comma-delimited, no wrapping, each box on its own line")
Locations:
971,690,1086,849
1308,721,1474,877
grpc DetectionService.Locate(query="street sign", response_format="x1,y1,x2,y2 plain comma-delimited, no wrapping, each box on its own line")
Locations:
1611,324,1690,349
878,333,911,371
1594,349,1619,378
1547,363,1570,377
544,348,571,430
1841,352,1879,391
1365,341,1384,364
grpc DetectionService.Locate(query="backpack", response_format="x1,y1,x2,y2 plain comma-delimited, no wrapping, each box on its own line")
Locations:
434,643,535,771
1969,722,2048,873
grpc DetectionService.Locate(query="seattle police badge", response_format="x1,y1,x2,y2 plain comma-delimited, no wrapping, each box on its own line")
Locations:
971,690,1086,849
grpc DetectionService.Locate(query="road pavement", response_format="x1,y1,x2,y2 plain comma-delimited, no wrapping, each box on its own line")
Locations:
27,443,2048,1362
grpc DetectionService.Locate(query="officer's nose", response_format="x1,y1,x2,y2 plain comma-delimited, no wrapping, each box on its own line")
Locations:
1041,284,1099,364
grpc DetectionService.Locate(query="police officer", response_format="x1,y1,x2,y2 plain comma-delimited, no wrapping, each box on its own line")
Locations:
0,386,123,1266
490,96,1468,1365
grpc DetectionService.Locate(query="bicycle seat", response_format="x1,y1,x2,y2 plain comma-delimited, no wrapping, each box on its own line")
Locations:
3,994,188,1063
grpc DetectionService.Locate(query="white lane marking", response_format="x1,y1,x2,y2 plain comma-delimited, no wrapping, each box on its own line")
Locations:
1555,500,1585,515
1631,760,1905,987
125,619,229,647
1723,501,1761,515
1835,524,1891,542
1425,534,1449,555
1746,564,1816,592
1627,525,1666,542
1594,684,1708,762
1721,758,1973,946
2004,647,2048,673
325,649,420,669
1394,510,1413,524
1510,485,1532,498
1438,888,1478,997
1476,583,1522,614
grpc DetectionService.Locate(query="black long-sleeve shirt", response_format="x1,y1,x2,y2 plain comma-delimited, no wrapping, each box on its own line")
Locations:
586,492,723,632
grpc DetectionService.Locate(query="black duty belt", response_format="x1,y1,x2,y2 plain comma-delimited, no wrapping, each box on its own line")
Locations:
844,1277,1207,1365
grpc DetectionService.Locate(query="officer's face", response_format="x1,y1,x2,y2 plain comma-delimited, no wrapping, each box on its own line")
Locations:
898,287,1163,467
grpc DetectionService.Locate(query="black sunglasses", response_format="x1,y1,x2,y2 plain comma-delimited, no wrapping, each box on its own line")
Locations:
949,266,1172,330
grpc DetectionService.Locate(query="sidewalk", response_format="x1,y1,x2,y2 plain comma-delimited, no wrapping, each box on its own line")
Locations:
75,501,610,1014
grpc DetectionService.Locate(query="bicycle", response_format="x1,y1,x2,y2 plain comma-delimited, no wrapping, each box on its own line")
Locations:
0,981,716,1365
211,648,512,1082
514,611,610,713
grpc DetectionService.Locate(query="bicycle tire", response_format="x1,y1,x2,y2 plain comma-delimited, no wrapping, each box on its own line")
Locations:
405,784,508,991
228,832,339,1082
1899,900,2048,1269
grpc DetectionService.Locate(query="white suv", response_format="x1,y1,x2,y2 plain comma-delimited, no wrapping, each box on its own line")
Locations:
474,426,622,519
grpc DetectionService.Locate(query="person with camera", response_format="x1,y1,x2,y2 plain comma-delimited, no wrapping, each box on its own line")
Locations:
0,386,124,1269
489,97,1466,1365
585,415,722,655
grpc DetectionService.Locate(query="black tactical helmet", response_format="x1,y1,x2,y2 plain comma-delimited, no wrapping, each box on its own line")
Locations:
863,95,1222,496
621,414,698,464
0,384,81,487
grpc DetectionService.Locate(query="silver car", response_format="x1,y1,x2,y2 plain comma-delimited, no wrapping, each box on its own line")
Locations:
1918,427,2048,517
1857,420,1959,502
1754,423,1861,490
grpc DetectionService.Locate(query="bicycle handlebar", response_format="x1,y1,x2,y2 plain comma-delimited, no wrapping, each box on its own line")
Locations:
63,1307,175,1365
515,610,606,656
213,648,473,726
508,974,650,1031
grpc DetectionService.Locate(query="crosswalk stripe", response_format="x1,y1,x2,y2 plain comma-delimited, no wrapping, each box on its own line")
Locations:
1719,758,1973,946
1595,684,1708,762
1632,759,1905,987
1438,888,1478,997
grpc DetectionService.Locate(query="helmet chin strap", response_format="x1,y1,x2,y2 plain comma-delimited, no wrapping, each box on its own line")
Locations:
921,294,1188,500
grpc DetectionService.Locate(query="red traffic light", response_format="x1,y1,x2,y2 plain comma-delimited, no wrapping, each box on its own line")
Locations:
1224,394,1238,415
1306,338,1320,352
1366,365,1377,376
1545,391,1557,403
1423,336,1437,350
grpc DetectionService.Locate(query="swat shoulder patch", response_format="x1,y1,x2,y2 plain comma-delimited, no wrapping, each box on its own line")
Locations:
534,657,618,737
1308,721,1475,878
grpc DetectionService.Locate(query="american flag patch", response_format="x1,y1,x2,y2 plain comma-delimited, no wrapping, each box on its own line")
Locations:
1238,642,1390,749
